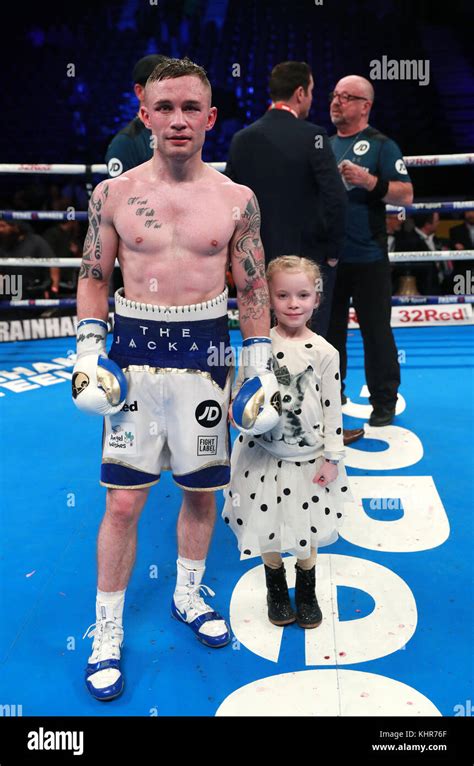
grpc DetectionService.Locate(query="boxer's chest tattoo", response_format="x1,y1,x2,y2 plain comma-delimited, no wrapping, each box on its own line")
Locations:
127,197,162,230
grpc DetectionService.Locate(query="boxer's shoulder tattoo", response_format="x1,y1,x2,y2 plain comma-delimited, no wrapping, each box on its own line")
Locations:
79,183,109,280
233,193,269,322
127,196,162,230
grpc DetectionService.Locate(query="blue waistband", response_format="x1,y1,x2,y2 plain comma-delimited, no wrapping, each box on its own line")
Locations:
108,313,233,387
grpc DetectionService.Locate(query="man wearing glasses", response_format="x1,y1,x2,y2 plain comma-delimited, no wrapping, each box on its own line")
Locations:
327,75,414,426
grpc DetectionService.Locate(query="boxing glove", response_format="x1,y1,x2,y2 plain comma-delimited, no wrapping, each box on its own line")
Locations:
72,318,127,416
232,337,281,436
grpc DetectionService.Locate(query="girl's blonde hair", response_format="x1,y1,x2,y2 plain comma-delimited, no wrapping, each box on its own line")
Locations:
266,255,323,328
266,255,322,292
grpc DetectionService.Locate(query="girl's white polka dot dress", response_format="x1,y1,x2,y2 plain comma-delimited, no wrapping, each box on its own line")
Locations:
222,327,353,560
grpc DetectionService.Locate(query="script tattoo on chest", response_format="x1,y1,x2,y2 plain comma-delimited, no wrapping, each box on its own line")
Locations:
79,182,109,280
127,197,162,229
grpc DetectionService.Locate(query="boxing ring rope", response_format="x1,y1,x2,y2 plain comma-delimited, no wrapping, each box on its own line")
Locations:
2,200,474,223
1,294,474,311
1,250,473,270
1,248,473,311
1,153,473,175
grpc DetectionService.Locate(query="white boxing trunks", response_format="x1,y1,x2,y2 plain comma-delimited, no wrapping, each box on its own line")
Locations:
101,288,233,491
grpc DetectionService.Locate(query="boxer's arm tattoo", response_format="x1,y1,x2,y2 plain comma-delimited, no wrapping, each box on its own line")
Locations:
79,184,109,280
233,194,269,322
127,196,162,230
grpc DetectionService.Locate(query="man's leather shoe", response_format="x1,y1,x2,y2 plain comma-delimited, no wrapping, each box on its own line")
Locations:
369,407,396,427
343,428,364,445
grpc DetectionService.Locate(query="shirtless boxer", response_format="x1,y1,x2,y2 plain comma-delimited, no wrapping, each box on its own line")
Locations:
73,58,280,700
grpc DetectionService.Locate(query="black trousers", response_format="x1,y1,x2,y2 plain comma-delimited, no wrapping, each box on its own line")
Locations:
327,258,400,409
309,260,338,339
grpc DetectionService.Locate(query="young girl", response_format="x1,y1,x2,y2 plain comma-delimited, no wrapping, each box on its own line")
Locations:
222,256,353,629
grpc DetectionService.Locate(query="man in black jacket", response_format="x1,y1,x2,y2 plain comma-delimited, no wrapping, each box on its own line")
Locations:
395,213,446,295
225,62,363,445
225,61,347,339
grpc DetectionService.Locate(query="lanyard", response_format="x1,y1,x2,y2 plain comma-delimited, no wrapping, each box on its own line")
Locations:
333,129,365,164
268,101,298,118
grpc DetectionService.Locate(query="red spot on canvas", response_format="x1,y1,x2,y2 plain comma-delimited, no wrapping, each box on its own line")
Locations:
339,651,347,657
360,692,369,698
324,655,331,660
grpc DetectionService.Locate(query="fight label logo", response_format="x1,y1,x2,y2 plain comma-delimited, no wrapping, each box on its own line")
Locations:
107,423,136,454
197,435,218,456
195,400,222,428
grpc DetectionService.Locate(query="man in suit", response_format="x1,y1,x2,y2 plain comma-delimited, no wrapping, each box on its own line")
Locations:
225,61,363,445
225,61,347,338
396,213,447,295
386,213,403,254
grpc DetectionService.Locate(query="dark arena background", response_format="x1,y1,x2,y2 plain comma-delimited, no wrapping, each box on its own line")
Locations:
0,0,473,761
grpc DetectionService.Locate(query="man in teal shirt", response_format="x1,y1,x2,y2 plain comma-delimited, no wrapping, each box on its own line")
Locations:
328,75,414,426
105,54,169,178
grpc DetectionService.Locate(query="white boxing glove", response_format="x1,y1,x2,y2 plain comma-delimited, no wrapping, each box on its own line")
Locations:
232,337,281,436
72,318,128,416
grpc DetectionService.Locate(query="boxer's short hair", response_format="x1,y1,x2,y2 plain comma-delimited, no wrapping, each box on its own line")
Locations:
147,57,212,103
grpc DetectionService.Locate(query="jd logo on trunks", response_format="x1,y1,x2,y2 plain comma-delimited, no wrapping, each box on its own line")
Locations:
195,400,222,428
121,400,138,412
